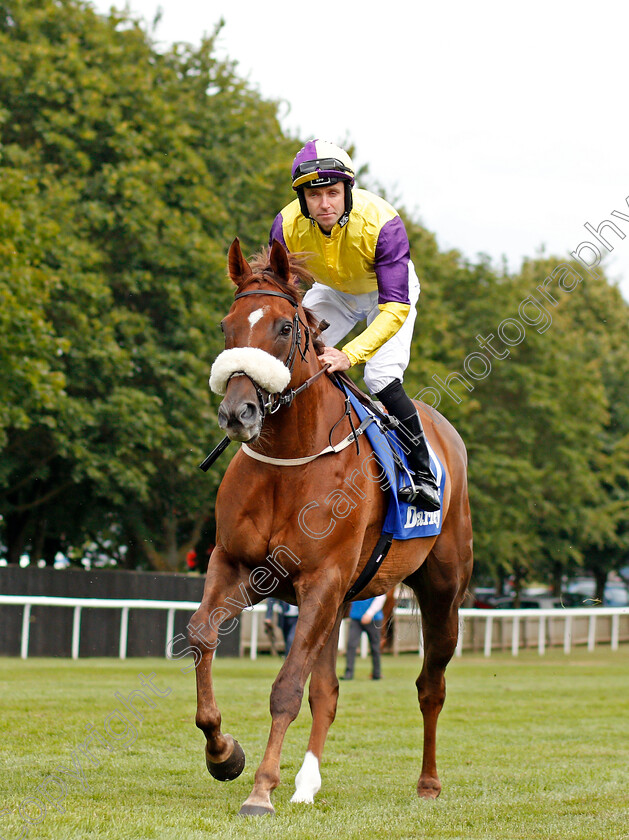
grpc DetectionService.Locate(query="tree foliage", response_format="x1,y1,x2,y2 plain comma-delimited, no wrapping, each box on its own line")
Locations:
400,218,629,594
0,0,297,569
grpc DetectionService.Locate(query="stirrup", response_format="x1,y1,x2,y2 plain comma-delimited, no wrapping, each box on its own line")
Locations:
398,477,441,512
380,414,399,430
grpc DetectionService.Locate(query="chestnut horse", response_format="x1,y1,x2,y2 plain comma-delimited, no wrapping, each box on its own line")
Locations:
190,238,473,816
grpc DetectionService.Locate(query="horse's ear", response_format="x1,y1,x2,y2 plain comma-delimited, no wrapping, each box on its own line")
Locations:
228,237,252,287
269,238,291,284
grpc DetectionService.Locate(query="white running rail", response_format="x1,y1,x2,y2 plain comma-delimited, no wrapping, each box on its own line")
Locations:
1,595,627,660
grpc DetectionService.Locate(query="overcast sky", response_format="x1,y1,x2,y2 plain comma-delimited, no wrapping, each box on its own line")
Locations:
94,0,629,300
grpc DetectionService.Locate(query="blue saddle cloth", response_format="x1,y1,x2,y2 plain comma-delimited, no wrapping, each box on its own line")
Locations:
344,389,445,540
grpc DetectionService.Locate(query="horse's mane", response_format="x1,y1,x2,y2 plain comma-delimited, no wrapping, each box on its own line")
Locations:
245,247,326,353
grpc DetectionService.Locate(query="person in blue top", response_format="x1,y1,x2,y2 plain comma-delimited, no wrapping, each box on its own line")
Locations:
270,139,440,512
341,595,387,680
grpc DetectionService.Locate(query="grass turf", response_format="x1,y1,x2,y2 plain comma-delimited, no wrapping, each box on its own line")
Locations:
0,648,628,839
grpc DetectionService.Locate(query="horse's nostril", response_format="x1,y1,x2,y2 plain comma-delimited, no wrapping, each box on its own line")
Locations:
239,402,257,423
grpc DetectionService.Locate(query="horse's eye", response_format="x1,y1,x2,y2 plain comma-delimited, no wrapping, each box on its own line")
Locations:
280,323,293,337
219,321,225,333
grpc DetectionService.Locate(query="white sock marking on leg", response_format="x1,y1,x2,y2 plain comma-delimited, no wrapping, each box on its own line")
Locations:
291,750,321,804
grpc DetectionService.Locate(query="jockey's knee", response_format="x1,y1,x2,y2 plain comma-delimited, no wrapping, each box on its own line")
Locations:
374,378,417,419
374,377,404,401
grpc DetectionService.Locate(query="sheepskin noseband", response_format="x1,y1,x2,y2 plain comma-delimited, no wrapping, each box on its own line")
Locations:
209,347,291,396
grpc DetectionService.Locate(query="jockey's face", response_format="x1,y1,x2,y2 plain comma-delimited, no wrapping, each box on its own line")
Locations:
303,182,346,232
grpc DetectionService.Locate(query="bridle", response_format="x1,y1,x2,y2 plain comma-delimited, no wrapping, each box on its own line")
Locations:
228,285,329,416
199,279,368,473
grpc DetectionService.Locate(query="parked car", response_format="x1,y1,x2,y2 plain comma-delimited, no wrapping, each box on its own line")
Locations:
471,588,498,609
487,596,564,610
603,585,629,607
566,579,629,607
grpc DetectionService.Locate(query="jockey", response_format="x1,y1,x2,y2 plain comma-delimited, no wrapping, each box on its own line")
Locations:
269,139,440,512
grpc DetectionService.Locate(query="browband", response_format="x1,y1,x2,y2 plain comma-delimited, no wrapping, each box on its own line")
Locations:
234,289,298,307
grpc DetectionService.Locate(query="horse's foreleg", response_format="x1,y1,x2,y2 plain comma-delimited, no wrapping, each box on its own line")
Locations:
189,548,259,782
239,570,344,817
291,606,344,804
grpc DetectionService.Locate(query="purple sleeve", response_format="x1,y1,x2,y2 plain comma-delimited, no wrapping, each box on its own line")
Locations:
269,213,287,249
374,216,411,305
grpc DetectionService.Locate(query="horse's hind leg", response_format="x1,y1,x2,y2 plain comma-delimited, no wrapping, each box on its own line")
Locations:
291,606,344,804
407,527,472,799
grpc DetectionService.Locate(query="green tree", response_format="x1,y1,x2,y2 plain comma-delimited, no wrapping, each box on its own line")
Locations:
400,221,615,596
0,0,297,569
555,266,629,600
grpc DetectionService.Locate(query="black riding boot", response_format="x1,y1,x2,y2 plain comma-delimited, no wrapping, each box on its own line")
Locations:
395,411,441,510
375,380,441,512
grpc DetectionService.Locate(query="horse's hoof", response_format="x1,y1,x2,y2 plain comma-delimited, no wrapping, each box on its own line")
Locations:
417,777,441,799
206,737,245,781
238,804,275,817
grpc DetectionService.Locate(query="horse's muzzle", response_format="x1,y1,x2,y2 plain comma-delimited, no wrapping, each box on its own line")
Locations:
217,400,262,442
218,376,264,442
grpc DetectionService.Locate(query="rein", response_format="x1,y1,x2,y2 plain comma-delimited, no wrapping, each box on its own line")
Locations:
263,365,329,415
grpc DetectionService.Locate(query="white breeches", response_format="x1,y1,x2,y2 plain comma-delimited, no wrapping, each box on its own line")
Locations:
302,261,420,395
